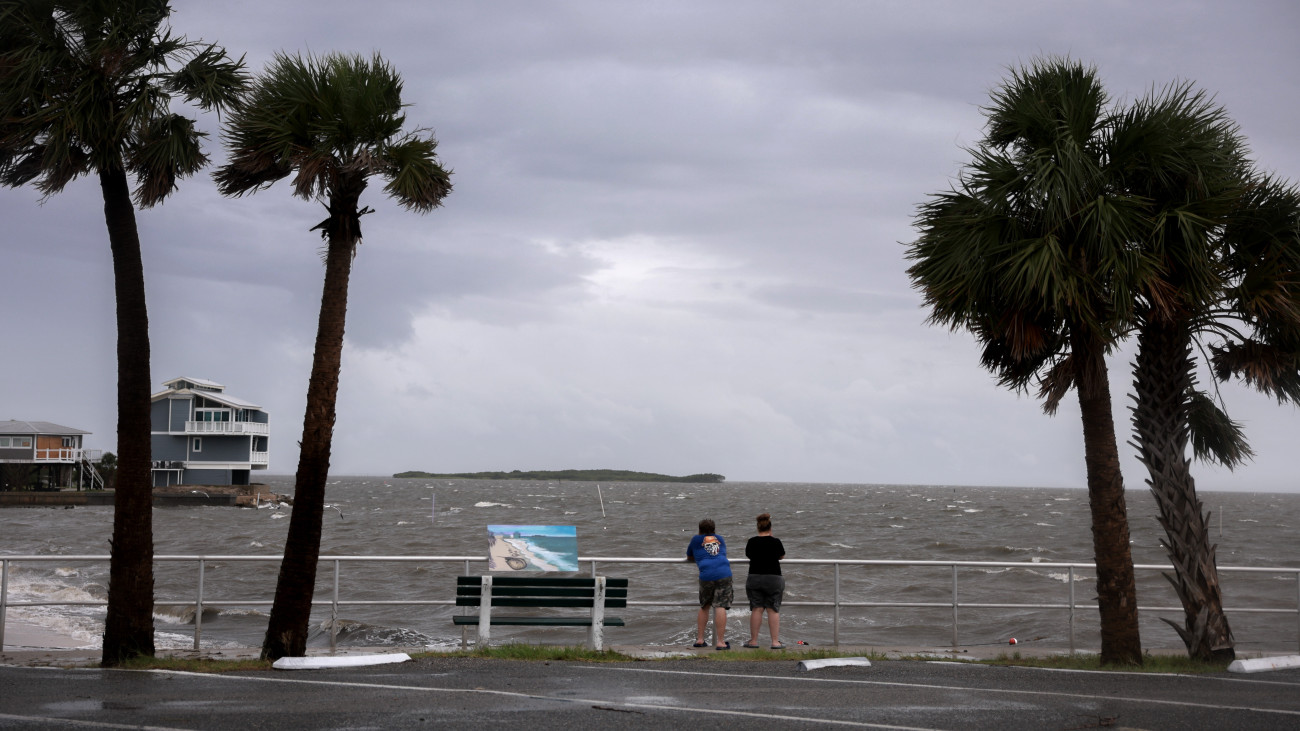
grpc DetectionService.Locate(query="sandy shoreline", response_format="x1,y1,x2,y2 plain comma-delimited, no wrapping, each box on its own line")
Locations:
487,534,558,571
2,620,94,651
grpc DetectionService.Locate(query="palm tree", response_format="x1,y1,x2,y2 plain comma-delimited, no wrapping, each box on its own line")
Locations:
1111,82,1300,661
215,51,452,660
907,57,1149,665
0,0,245,666
1111,82,1248,662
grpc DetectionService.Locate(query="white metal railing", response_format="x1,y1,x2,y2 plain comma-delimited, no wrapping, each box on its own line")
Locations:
184,421,269,435
2,555,1297,654
32,448,102,463
250,451,269,465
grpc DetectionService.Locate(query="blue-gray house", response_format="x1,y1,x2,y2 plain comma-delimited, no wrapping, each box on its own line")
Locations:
150,377,269,487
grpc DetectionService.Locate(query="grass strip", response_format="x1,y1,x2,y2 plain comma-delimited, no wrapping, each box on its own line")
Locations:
979,651,1232,674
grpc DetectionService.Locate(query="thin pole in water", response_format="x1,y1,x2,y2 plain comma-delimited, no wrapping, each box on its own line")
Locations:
597,484,606,518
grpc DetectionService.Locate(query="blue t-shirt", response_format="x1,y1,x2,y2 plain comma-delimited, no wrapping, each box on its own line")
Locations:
686,533,732,581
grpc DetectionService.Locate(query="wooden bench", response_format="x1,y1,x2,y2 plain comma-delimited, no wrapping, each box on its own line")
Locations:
453,575,628,650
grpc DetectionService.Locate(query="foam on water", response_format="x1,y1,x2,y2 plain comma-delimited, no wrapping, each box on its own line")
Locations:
5,478,1299,651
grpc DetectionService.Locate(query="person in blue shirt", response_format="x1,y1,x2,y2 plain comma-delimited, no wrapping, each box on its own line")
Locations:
686,517,733,649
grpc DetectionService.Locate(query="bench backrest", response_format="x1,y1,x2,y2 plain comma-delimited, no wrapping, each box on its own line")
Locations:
456,576,628,608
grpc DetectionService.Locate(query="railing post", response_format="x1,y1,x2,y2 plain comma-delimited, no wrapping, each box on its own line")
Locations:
461,559,470,650
951,564,959,649
330,559,340,655
590,560,597,578
1068,566,1076,655
833,563,840,649
478,575,493,647
194,559,205,650
1,558,9,651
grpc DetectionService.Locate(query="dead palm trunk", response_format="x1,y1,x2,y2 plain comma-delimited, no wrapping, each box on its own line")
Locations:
1132,320,1234,661
99,164,156,665
1072,328,1143,665
261,180,364,660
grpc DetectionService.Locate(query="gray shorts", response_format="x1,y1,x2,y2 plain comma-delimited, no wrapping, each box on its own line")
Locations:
698,577,734,609
745,574,785,611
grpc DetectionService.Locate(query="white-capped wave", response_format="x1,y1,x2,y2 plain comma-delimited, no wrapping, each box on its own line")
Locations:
1045,571,1090,583
474,502,512,508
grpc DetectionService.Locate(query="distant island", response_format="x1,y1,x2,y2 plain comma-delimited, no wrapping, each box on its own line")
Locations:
392,469,725,483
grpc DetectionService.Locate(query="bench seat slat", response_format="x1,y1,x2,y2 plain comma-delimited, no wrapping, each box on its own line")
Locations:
453,616,625,627
457,582,629,595
456,598,627,608
456,576,628,588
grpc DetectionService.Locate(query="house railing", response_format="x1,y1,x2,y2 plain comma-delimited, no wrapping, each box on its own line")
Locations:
250,451,269,465
2,555,1298,654
184,421,269,436
32,448,102,463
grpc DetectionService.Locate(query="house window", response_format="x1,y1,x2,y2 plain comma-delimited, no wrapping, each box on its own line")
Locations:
9,437,31,448
192,437,202,453
62,437,75,447
196,409,230,422
0,437,9,448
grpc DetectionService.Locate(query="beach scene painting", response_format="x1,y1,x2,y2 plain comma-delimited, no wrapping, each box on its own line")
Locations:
487,525,580,572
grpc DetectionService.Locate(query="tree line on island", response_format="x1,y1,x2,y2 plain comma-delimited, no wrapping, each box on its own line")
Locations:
393,469,725,483
5,2,1298,671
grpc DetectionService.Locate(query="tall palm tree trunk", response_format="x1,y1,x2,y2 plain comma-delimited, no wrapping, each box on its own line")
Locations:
1072,329,1143,665
261,186,363,660
1132,320,1234,661
99,164,155,666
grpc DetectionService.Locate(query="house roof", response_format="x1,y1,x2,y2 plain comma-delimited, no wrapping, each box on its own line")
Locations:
151,382,264,410
0,420,90,435
162,376,224,390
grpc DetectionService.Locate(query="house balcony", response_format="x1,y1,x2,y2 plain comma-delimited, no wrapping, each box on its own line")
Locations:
184,421,269,435
34,448,103,463
251,451,269,465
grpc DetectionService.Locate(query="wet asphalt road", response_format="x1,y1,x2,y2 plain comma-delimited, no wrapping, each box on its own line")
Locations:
2,656,1300,730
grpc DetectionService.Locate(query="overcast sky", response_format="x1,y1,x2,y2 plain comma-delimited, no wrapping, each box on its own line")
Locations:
3,1,1298,491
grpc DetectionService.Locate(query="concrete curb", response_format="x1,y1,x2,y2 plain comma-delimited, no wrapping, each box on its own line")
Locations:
272,653,411,670
1227,654,1300,674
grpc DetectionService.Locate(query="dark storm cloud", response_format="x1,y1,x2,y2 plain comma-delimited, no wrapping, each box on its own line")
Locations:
3,0,1297,489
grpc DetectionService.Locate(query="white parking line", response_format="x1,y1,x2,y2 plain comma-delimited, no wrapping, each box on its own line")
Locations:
142,670,940,730
579,665,1300,718
0,713,189,730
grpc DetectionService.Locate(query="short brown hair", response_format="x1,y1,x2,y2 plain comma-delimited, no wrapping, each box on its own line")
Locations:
698,518,715,534
756,513,771,532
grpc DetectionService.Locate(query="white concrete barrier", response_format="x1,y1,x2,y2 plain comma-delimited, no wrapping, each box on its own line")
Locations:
797,657,872,671
273,653,411,670
1227,655,1300,674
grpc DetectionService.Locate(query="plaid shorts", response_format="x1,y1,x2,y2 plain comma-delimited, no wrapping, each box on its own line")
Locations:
698,577,734,609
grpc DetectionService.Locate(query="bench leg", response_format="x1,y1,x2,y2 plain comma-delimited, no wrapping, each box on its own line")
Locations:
478,576,493,647
588,576,606,651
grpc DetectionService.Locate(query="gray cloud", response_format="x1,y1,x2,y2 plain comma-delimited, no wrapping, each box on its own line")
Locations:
3,0,1297,491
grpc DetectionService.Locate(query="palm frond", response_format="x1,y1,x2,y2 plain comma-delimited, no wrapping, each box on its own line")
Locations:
1186,389,1253,468
1210,340,1300,403
381,134,452,211
126,112,206,206
165,43,249,114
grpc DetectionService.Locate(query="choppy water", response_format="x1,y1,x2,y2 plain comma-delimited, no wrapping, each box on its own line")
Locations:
3,477,1299,652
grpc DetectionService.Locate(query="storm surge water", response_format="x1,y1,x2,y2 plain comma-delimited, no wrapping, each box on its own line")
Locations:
3,477,1299,652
